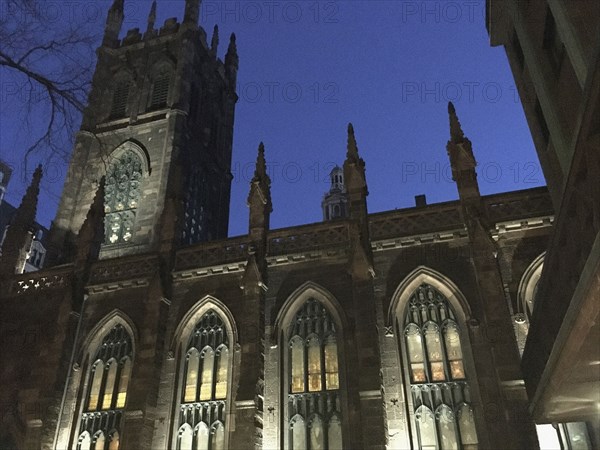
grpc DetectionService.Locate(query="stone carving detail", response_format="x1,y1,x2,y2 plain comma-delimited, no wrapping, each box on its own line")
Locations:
268,223,349,255
484,190,554,223
176,236,250,271
90,255,157,285
369,206,462,241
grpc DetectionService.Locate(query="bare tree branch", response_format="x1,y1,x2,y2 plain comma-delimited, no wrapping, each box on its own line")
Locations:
0,0,98,176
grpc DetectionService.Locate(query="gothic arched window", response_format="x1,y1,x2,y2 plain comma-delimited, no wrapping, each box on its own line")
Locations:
287,299,342,449
104,149,143,245
177,310,231,450
77,324,133,450
401,284,477,450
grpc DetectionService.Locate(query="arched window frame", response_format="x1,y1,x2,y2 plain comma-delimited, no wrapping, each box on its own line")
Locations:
274,282,349,450
102,141,150,247
74,312,136,450
170,297,238,450
108,73,133,120
147,63,173,111
517,252,545,323
388,267,483,450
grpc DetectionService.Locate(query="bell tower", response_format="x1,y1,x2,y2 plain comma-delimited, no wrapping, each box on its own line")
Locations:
321,166,348,220
47,0,238,264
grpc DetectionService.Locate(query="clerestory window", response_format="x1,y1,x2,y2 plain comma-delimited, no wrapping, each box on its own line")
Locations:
177,310,230,450
104,149,143,245
77,324,133,450
287,299,343,450
402,284,478,450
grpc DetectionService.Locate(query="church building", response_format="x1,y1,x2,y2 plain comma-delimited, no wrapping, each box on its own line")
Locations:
4,1,590,449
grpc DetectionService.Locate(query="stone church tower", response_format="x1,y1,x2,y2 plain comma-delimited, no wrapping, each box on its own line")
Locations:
47,0,238,266
0,2,560,450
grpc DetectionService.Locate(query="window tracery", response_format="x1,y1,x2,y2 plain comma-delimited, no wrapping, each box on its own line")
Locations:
287,298,342,450
104,149,143,245
77,324,133,450
177,310,230,450
402,284,477,450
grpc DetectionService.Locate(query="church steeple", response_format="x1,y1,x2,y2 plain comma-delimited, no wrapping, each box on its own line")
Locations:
102,0,124,48
0,166,42,276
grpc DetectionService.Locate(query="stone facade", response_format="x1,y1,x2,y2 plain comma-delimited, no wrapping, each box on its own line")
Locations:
487,2,600,446
0,1,562,449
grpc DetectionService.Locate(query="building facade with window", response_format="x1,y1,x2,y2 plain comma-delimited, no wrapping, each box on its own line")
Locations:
486,1,600,445
1,1,589,449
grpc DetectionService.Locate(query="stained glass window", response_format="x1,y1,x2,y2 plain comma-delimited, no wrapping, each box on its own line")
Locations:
104,150,143,245
178,310,230,450
402,284,477,449
78,324,133,450
287,298,342,449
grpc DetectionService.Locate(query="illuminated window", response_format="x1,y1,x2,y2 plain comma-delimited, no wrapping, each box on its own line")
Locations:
116,358,131,409
104,149,143,245
178,310,231,450
196,422,209,450
93,431,105,450
402,284,477,449
108,431,119,450
324,338,339,390
287,298,343,449
78,324,132,450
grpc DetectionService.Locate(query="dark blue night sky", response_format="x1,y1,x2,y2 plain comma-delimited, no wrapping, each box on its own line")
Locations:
0,1,544,237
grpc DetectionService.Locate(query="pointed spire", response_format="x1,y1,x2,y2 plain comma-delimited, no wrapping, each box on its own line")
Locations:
110,0,124,14
146,0,157,35
15,165,42,228
0,166,42,276
224,33,239,85
183,0,200,25
75,177,105,266
346,123,359,161
103,0,125,47
225,33,238,67
448,102,465,142
244,143,271,293
247,142,272,211
254,142,268,182
210,25,219,57
446,102,476,174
